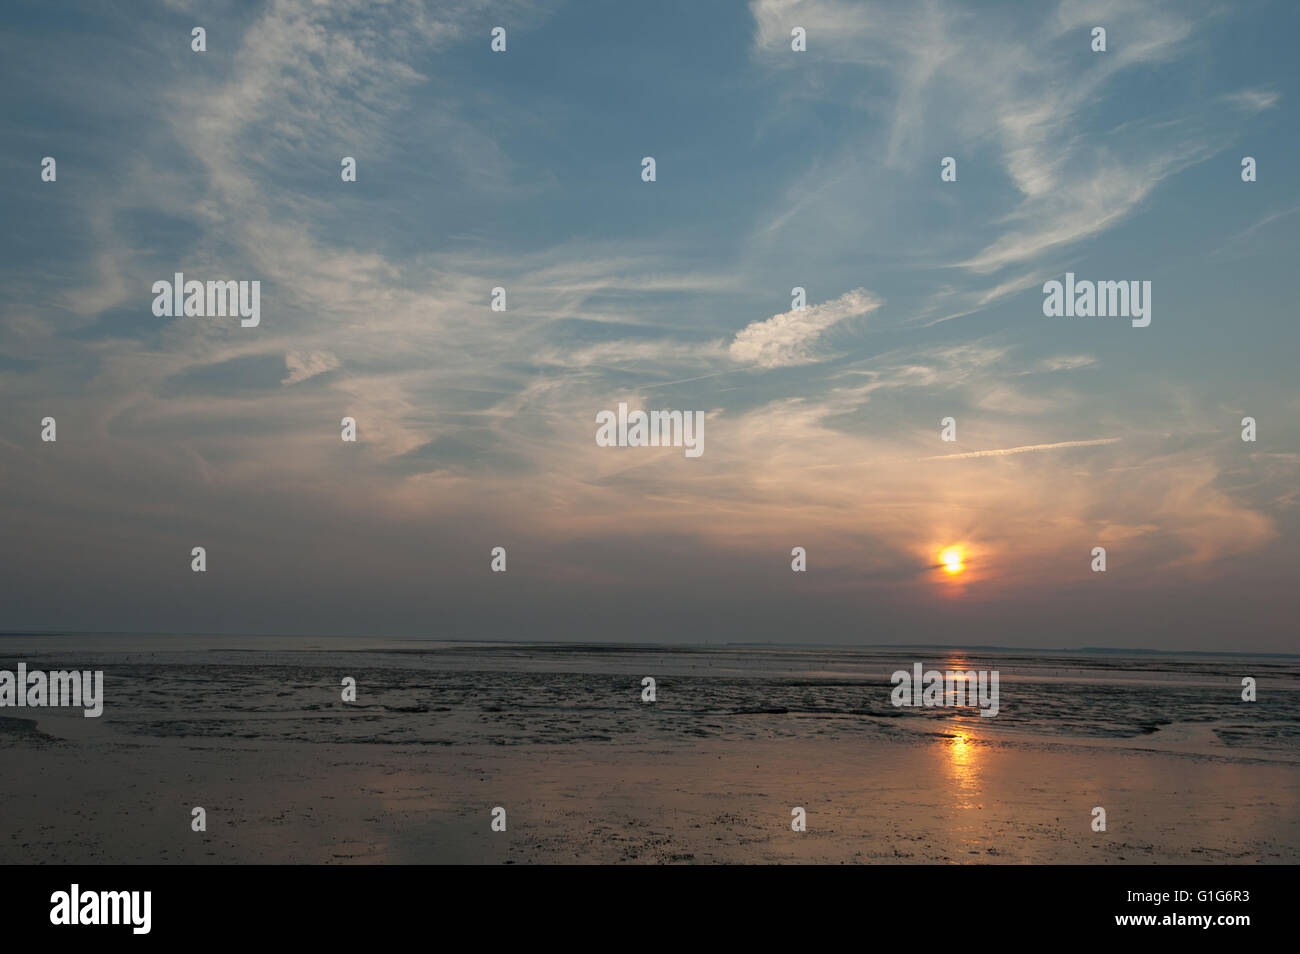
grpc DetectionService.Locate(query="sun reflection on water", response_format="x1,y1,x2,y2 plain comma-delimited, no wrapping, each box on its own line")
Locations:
943,727,982,807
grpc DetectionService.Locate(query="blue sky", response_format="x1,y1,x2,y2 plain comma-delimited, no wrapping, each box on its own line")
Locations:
1,0,1297,648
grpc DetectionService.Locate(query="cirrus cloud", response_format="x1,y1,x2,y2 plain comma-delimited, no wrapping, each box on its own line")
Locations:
729,288,881,369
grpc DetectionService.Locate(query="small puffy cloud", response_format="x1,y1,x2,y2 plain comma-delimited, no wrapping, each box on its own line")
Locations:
282,350,341,385
729,288,881,369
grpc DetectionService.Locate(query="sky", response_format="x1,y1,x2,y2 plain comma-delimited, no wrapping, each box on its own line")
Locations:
1,0,1297,650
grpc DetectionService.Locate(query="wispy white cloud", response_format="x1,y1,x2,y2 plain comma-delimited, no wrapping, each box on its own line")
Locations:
920,438,1122,460
1218,88,1280,113
745,0,1238,322
729,288,881,368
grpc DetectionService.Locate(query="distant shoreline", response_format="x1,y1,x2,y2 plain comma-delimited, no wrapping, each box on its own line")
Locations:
1,632,1296,659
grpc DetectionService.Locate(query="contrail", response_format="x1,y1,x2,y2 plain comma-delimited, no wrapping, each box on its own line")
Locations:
920,437,1121,461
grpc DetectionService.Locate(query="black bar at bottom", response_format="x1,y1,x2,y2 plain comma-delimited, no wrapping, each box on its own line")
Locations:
0,864,1279,941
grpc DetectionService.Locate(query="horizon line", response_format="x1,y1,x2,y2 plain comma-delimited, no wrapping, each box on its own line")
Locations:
0,631,1294,659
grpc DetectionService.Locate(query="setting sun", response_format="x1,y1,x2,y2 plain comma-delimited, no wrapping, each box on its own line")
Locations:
941,547,964,574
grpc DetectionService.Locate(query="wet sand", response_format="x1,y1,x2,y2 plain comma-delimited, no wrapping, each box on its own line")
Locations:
4,717,1298,864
